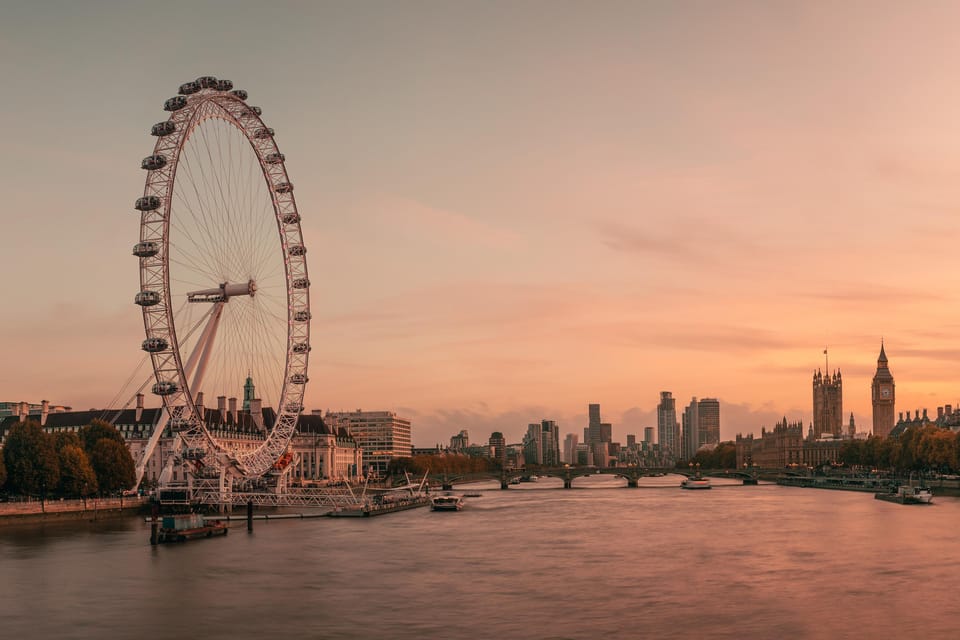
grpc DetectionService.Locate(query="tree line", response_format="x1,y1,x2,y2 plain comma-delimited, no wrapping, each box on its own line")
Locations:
386,453,499,477
680,442,738,469
839,426,960,473
1,419,136,498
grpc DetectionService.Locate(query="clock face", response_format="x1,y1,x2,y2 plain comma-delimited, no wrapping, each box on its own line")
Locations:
880,385,891,399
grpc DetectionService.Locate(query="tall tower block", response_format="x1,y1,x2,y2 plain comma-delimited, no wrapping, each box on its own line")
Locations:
812,368,843,439
871,342,896,438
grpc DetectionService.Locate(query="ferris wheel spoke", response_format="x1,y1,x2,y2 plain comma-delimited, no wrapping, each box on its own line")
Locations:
196,121,243,276
172,171,229,279
168,180,225,280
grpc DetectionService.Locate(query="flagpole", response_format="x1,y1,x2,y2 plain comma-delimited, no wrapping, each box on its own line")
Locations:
824,347,828,374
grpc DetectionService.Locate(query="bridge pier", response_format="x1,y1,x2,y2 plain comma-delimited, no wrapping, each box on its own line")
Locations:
441,483,453,491
626,478,638,488
563,479,572,489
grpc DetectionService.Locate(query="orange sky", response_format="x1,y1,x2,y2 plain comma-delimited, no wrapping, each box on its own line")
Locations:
1,2,960,445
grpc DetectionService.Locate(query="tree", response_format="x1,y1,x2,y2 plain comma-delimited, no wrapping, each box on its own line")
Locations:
57,444,98,497
53,431,83,452
840,439,863,466
876,437,898,470
2,420,59,496
79,420,125,452
88,438,135,494
917,428,957,471
0,449,6,489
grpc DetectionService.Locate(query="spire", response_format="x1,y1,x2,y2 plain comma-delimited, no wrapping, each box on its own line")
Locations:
878,340,888,366
243,374,256,411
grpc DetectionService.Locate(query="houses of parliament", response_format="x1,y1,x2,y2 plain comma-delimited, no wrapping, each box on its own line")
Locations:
736,342,958,468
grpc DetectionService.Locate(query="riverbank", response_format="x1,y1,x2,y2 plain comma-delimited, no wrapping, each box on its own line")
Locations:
774,475,960,497
0,496,150,524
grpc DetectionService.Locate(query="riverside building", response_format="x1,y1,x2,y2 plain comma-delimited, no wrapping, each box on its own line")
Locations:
523,420,560,466
325,410,412,479
657,392,679,458
0,392,363,486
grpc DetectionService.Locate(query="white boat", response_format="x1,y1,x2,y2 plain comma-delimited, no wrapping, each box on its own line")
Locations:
681,477,712,490
431,495,464,511
875,485,932,504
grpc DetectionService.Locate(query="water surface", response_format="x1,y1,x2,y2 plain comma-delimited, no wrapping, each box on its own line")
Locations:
1,475,956,639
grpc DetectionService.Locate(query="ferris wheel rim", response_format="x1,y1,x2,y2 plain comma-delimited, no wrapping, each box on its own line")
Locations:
134,77,310,479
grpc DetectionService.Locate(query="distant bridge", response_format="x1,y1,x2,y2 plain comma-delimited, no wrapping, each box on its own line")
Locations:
428,467,759,490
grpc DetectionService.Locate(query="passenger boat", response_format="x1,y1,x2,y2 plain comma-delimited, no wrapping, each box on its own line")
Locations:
681,477,712,490
155,513,228,543
431,495,464,511
875,485,933,505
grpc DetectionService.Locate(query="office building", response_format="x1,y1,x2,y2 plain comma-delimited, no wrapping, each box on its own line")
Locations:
657,392,679,455
326,410,412,478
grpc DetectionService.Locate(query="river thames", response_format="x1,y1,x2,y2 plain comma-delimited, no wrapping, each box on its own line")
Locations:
2,475,958,639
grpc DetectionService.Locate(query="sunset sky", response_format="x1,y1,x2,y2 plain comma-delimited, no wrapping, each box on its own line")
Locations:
2,2,960,446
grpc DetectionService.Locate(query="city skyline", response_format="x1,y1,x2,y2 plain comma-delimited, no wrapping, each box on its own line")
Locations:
3,3,960,447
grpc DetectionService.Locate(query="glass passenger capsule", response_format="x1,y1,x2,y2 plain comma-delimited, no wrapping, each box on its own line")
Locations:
287,244,306,256
164,96,187,111
280,212,300,224
151,121,176,137
265,153,285,164
141,337,169,352
135,196,162,211
230,89,248,100
132,241,159,258
216,79,233,91
253,127,274,139
196,76,218,89
292,277,310,289
292,342,311,354
178,81,200,95
289,373,308,385
141,154,167,170
274,182,293,194
152,381,178,396
134,290,161,307
293,310,311,322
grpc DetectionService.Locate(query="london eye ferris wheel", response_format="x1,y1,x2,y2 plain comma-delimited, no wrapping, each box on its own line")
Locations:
133,76,310,481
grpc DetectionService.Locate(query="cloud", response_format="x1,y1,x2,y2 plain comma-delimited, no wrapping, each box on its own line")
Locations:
895,347,960,362
594,217,758,263
373,195,520,249
601,322,794,354
795,287,944,304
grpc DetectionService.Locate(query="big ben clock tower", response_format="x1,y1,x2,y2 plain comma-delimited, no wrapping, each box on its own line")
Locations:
872,342,895,437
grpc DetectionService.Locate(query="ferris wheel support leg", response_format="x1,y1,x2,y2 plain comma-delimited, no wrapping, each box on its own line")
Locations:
158,435,183,487
191,302,225,401
133,405,172,489
179,303,223,403
218,467,230,513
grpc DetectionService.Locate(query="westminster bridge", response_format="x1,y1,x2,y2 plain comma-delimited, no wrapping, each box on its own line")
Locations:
429,467,759,490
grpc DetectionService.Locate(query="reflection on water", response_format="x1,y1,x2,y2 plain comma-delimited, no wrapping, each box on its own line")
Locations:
2,478,958,639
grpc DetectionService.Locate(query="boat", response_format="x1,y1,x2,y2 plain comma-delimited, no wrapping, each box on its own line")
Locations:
875,485,933,505
462,493,482,498
155,513,228,543
431,495,464,511
681,477,712,490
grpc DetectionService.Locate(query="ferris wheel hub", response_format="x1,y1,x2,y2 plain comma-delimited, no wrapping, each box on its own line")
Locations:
187,279,256,303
